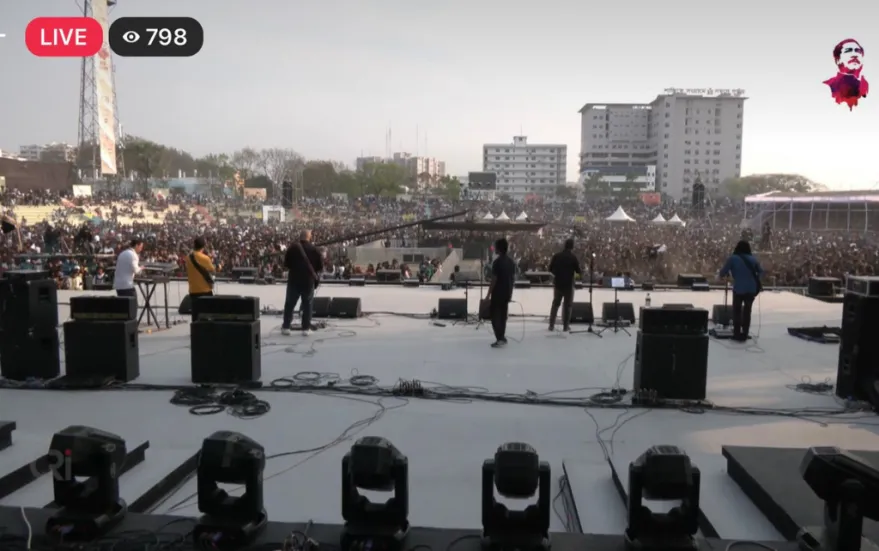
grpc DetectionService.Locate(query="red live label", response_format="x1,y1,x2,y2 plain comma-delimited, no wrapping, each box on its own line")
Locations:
25,17,102,57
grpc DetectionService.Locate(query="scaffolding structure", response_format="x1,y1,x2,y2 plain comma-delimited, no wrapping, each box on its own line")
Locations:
744,192,879,232
76,0,124,184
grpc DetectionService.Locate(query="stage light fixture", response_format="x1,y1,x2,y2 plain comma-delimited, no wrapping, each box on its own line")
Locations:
797,446,879,551
341,436,409,551
481,442,550,551
45,426,127,540
625,445,699,551
192,431,267,550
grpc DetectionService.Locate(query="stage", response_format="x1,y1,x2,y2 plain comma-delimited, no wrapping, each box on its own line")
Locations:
1,283,877,539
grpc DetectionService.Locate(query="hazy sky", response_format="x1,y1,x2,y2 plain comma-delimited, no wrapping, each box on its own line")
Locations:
2,0,878,189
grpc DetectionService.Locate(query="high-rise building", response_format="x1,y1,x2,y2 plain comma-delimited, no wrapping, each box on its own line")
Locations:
482,136,567,197
579,88,745,200
355,156,385,172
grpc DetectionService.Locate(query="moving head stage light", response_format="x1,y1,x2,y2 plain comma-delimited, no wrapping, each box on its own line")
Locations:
798,446,879,551
482,442,551,551
45,426,127,540
625,446,700,551
341,437,409,551
193,431,268,550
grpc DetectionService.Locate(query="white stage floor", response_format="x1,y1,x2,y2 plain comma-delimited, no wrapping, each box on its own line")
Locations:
1,283,877,537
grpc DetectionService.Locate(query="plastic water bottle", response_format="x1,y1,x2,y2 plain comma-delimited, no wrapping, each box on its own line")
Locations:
645,293,652,307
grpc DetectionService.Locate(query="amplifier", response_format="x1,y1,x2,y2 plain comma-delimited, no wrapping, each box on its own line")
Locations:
0,278,58,331
570,302,594,324
845,275,879,297
634,331,709,400
3,270,51,282
809,276,841,297
0,328,60,381
191,320,261,384
328,297,362,318
63,320,139,382
438,298,467,319
312,296,332,318
639,307,708,335
70,296,137,321
193,295,260,321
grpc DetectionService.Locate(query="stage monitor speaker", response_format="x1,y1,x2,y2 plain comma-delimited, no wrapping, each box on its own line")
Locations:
376,269,401,282
178,294,192,315
63,320,139,382
691,282,710,292
281,180,293,208
191,320,261,384
348,277,366,286
3,270,51,282
0,329,60,381
312,296,332,318
70,296,137,321
402,279,420,288
835,292,879,403
677,273,706,287
193,295,260,321
570,302,594,324
641,282,655,291
639,307,708,335
524,271,552,284
514,280,531,289
808,276,841,298
328,297,362,318
601,302,635,324
437,298,467,319
663,304,694,309
479,298,491,320
0,278,58,331
711,304,734,326
845,275,879,298
634,330,709,400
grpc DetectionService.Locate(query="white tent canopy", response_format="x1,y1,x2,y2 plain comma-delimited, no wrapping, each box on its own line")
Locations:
668,214,686,226
515,211,528,221
605,206,636,223
496,211,511,221
650,213,667,224
482,212,494,220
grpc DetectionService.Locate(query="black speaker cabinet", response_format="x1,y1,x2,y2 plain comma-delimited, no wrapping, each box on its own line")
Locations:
191,320,261,384
348,277,366,287
0,328,60,381
570,302,594,324
63,320,139,382
193,295,259,321
601,302,635,323
329,297,362,318
835,293,879,402
808,276,841,297
479,299,490,320
70,296,137,321
634,331,709,400
376,269,401,282
438,298,467,319
712,304,734,326
0,278,58,331
639,307,708,335
312,296,332,318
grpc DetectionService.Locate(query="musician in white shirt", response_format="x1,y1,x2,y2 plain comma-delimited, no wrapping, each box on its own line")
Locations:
114,239,144,305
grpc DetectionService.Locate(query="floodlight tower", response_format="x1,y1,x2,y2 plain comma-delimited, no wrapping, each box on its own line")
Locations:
76,0,124,184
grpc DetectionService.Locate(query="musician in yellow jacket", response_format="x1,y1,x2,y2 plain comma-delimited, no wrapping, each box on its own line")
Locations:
185,237,217,320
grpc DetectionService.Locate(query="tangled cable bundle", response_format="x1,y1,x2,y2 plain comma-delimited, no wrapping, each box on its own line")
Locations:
170,387,271,419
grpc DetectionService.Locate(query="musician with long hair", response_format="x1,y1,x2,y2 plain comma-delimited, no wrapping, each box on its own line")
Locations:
718,240,764,342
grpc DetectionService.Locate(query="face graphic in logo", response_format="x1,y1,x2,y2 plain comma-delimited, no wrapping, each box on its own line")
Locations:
823,39,868,110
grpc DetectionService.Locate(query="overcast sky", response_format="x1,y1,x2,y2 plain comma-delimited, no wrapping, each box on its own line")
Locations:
1,0,877,189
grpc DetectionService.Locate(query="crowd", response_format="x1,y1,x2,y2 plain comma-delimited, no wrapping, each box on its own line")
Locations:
0,188,876,289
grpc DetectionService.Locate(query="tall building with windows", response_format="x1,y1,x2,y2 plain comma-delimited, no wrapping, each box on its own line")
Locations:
482,136,567,197
579,89,745,200
18,142,77,163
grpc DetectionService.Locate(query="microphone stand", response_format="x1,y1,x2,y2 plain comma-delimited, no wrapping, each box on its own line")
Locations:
570,252,601,338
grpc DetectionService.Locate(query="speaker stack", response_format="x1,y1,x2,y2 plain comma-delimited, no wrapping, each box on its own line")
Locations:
0,270,60,381
835,276,879,407
633,306,710,400
191,296,261,384
65,296,140,383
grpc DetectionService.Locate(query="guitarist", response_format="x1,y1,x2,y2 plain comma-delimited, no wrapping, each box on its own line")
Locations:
185,237,218,321
281,229,323,336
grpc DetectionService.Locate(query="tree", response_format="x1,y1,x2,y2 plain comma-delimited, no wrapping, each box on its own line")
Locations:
555,185,578,200
722,174,823,199
437,175,462,200
256,148,303,194
125,138,175,193
230,148,261,180
417,172,434,190
302,161,340,197
582,172,609,194
616,172,642,198
359,162,407,196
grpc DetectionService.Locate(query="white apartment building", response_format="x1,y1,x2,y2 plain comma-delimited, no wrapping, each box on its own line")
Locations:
579,89,745,200
19,144,43,161
482,136,567,197
355,156,385,172
19,142,77,163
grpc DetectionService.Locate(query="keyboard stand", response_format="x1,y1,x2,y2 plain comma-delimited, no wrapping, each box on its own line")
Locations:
135,277,171,330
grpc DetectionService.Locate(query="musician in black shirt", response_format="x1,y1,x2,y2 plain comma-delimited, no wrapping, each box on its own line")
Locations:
282,230,323,336
548,238,582,331
486,238,515,348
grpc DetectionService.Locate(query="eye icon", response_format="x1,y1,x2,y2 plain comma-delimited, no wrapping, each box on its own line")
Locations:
121,30,140,43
